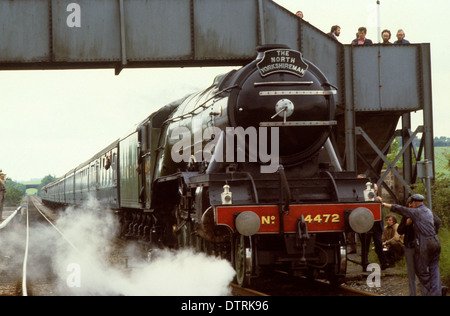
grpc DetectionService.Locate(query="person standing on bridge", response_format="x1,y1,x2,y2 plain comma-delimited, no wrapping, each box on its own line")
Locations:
0,171,6,221
394,29,410,44
351,27,373,46
381,29,393,45
327,25,341,41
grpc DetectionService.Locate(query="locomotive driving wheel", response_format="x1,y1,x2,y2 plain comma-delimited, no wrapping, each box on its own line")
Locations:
234,234,253,287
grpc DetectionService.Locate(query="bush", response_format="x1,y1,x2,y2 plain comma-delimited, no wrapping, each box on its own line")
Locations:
413,174,450,227
413,173,449,286
438,228,450,286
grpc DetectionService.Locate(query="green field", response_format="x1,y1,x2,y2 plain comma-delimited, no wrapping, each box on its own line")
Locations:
435,147,450,176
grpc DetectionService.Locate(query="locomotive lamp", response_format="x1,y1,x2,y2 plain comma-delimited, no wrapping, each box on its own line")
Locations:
347,207,375,234
235,211,261,236
363,182,376,201
221,184,232,205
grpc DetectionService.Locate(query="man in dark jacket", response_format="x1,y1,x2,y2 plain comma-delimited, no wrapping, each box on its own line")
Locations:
327,25,341,41
397,197,427,295
394,29,411,44
352,27,373,46
382,194,442,296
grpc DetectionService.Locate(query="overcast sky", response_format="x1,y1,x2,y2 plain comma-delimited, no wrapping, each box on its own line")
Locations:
0,0,448,182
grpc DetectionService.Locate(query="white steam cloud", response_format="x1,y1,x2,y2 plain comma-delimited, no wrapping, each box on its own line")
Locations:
2,198,236,296
53,198,236,296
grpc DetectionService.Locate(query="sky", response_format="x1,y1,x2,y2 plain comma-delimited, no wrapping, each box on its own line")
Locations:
0,0,449,182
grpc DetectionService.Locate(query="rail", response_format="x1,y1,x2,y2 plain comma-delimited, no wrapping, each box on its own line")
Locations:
29,197,81,255
21,197,81,296
0,205,22,230
22,200,29,296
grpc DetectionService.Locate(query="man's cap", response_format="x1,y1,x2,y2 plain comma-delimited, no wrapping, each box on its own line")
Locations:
411,194,425,202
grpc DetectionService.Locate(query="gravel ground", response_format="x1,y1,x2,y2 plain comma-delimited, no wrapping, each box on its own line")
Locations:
345,264,411,296
344,252,450,296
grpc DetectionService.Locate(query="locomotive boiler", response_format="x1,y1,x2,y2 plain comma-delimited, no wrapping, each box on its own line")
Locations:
42,45,381,286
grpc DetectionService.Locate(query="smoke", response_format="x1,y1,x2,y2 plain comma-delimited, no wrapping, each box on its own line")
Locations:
0,212,60,284
49,197,235,296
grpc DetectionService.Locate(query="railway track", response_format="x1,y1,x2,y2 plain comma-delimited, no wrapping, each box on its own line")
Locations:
232,270,378,296
0,204,23,295
0,197,65,296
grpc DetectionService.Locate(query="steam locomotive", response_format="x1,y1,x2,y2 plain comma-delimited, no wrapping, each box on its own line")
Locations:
42,45,381,286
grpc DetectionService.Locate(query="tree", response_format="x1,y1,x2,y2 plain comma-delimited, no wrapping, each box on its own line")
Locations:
384,137,403,169
5,178,26,206
434,136,450,147
38,175,57,195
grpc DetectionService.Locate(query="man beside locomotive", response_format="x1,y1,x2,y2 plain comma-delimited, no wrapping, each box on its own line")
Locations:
398,197,428,296
380,194,442,296
0,171,6,221
357,176,389,270
382,214,404,265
